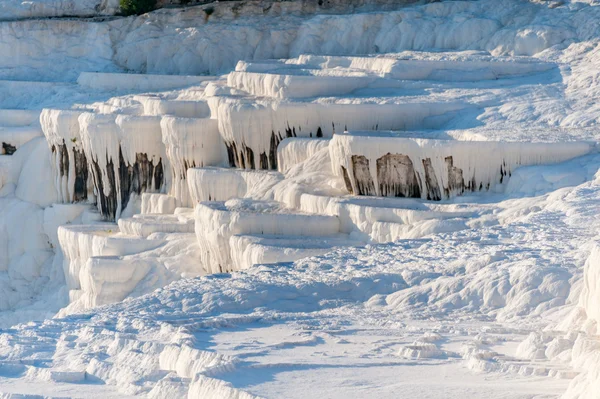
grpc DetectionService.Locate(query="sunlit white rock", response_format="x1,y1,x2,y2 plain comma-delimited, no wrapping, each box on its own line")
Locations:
161,116,226,207
329,131,593,200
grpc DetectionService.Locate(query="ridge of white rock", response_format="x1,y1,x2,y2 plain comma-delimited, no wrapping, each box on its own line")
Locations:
4,0,600,397
0,0,120,21
41,109,91,203
186,167,283,204
277,137,330,173
77,112,168,220
136,96,211,118
216,100,466,170
0,109,41,127
235,54,555,81
141,192,178,215
329,131,593,200
229,233,361,271
194,199,340,273
0,0,590,85
227,55,555,99
57,224,163,291
118,212,195,238
77,72,216,92
160,116,225,207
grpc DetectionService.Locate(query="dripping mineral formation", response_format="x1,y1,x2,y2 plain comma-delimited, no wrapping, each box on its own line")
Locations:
1,1,600,398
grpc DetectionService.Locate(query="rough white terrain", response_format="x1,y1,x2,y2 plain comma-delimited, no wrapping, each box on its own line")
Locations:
1,0,600,398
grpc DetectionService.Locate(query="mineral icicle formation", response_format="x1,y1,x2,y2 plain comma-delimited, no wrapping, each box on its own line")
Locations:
329,132,592,200
4,1,600,397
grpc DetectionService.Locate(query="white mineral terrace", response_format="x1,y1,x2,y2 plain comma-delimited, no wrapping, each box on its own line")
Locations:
76,72,216,92
161,116,225,207
3,52,592,310
3,5,600,394
195,199,341,273
41,109,90,203
330,131,593,200
186,167,283,203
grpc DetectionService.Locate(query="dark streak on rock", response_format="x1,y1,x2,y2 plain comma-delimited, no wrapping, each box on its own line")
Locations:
119,149,133,213
183,159,197,177
422,158,441,201
351,155,375,196
259,152,269,169
245,146,255,169
230,141,239,168
55,142,68,177
88,146,165,220
73,147,89,202
227,125,328,171
341,165,353,194
269,131,279,170
239,149,246,169
445,156,464,198
376,153,421,198
225,141,236,167
154,158,164,192
51,140,89,202
89,155,117,220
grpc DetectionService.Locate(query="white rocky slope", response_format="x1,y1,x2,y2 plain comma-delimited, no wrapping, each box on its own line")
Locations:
0,0,599,87
2,0,600,398
0,0,120,20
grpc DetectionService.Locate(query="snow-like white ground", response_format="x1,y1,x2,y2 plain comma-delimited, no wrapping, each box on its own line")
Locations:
2,0,600,398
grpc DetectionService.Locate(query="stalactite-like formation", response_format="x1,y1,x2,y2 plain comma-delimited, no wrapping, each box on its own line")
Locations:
330,132,592,200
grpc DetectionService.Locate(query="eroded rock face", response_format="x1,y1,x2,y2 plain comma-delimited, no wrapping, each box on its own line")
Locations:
445,156,464,198
73,148,89,202
422,158,441,201
88,148,165,220
351,155,375,196
349,153,467,200
376,153,421,198
130,153,164,199
89,156,116,219
268,131,282,169
57,143,69,178
50,142,90,203
226,125,326,170
345,152,490,200
341,165,354,193
226,133,282,170
330,133,592,201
